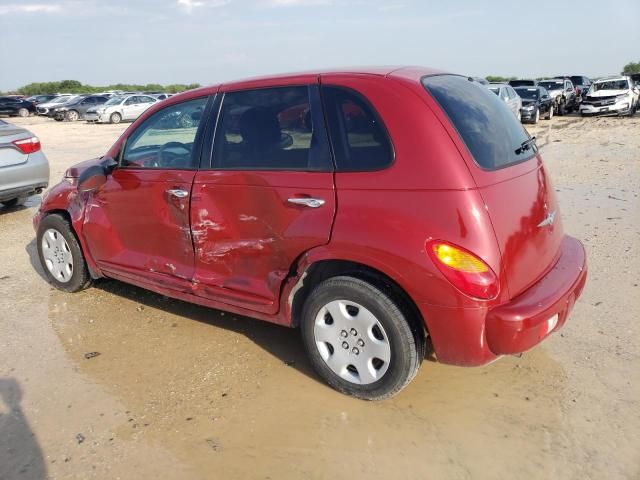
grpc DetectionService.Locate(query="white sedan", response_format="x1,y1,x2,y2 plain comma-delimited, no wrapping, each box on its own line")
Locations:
85,94,158,124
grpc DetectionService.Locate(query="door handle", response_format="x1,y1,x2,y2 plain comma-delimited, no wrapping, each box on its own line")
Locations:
287,197,325,208
166,188,189,199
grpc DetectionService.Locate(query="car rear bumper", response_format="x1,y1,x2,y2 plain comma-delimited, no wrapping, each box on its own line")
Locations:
0,151,50,202
485,235,587,355
418,235,587,366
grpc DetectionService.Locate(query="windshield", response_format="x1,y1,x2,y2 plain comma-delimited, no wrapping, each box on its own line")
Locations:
51,96,75,104
539,81,564,90
570,76,584,86
104,96,124,106
423,75,535,170
592,80,629,91
515,88,539,99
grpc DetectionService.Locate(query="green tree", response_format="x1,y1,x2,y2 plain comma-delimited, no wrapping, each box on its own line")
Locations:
622,61,640,74
486,75,517,83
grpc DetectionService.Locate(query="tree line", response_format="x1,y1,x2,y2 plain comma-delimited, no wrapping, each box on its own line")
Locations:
2,80,201,96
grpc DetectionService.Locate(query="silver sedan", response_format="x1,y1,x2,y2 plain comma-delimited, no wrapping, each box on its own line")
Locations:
488,83,523,121
0,120,49,207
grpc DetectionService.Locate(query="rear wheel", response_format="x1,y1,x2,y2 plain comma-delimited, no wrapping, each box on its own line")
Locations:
301,276,423,400
17,108,29,117
37,214,92,292
110,112,122,124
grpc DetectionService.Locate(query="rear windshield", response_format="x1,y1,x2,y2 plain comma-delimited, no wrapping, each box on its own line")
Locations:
515,88,539,99
422,75,535,170
510,80,535,87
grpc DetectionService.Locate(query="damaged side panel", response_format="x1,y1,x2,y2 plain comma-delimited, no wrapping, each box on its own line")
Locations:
190,170,336,314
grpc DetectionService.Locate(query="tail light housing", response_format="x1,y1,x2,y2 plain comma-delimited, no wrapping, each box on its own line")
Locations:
427,240,499,300
13,136,41,154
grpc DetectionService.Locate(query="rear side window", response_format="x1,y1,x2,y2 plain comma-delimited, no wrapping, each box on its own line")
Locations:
423,75,535,170
322,86,393,171
213,86,332,171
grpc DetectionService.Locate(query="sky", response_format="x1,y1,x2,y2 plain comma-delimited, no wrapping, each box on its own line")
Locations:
0,0,638,91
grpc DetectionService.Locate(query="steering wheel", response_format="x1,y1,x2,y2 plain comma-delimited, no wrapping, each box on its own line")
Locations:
155,141,191,168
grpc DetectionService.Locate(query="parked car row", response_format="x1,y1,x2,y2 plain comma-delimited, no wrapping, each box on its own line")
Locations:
0,92,173,124
487,74,639,122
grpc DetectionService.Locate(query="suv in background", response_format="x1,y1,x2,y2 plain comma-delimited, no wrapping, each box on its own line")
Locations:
580,76,639,117
52,95,110,121
33,67,587,399
26,94,58,105
0,97,37,117
36,95,76,116
538,78,578,115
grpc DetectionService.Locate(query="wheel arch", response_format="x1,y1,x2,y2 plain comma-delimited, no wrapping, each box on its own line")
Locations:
287,256,428,347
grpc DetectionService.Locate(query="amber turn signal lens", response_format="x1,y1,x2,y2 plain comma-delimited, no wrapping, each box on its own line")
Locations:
432,244,489,273
427,240,499,300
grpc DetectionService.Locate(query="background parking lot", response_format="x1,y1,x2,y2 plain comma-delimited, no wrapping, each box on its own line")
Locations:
1,114,639,479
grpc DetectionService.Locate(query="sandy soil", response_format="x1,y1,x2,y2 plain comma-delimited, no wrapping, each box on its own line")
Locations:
1,114,638,480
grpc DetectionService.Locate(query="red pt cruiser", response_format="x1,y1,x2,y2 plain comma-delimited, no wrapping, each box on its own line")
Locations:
33,67,587,399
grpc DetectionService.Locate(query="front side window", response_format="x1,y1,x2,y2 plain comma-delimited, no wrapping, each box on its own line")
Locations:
122,97,209,169
423,75,535,170
213,86,331,171
321,86,393,171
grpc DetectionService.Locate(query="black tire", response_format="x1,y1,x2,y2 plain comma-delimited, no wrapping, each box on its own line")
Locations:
36,213,92,293
544,104,553,120
17,108,29,117
532,108,540,124
300,276,423,400
110,112,122,124
557,100,566,116
1,196,28,208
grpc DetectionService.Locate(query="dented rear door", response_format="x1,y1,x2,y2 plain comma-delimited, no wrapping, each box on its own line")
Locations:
190,82,335,314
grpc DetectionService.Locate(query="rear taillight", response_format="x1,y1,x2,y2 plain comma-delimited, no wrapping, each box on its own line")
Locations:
427,240,499,300
13,136,41,154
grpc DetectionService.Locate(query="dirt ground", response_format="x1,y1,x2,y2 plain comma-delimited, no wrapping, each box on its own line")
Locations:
1,113,638,480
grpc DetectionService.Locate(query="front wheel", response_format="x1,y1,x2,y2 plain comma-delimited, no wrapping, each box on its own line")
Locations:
17,108,29,117
532,108,540,124
301,276,423,400
1,196,28,208
66,110,79,121
37,214,92,292
557,100,566,116
545,105,554,120
110,112,122,124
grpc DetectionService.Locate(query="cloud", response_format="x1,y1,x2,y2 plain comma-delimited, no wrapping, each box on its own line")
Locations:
0,3,61,15
177,0,230,12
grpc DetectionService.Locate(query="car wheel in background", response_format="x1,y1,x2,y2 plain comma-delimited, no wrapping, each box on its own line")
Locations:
36,213,92,293
517,110,522,122
532,108,540,124
545,105,554,120
0,196,28,208
301,276,423,400
17,108,29,117
558,100,566,116
110,112,122,124
66,110,79,122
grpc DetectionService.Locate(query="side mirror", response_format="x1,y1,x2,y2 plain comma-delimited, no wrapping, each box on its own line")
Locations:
78,164,108,193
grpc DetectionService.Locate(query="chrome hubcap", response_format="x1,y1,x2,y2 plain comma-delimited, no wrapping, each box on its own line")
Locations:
41,228,73,283
314,300,391,385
